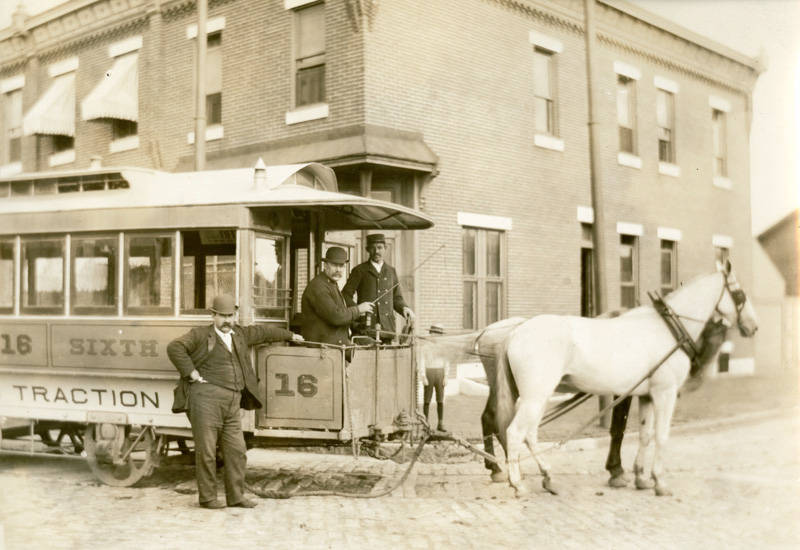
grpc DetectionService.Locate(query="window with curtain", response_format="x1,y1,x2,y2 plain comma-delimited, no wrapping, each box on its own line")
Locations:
21,238,65,313
294,3,325,107
72,236,118,314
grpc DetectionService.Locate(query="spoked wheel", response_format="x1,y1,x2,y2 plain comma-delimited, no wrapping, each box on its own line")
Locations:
84,424,161,487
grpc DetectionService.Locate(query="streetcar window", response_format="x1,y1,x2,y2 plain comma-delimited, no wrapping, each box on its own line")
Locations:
254,234,288,318
72,236,118,314
10,181,32,196
180,230,235,313
125,235,173,314
0,182,9,197
0,241,13,312
21,238,64,314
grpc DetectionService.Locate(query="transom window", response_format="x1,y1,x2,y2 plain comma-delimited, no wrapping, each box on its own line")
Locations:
463,228,505,329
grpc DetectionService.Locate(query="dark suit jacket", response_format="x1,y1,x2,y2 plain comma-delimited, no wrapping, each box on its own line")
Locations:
167,323,293,412
301,272,360,346
342,261,407,333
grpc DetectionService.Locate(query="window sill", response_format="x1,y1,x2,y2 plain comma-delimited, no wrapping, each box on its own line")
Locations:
285,103,329,125
0,161,22,177
187,124,224,144
658,162,680,178
49,149,75,167
617,152,642,169
534,134,564,152
713,176,732,190
109,135,139,153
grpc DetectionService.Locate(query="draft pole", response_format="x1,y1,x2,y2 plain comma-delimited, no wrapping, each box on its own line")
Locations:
583,0,612,427
194,0,207,170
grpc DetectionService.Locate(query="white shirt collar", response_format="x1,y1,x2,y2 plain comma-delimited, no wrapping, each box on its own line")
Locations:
214,326,234,349
371,260,384,272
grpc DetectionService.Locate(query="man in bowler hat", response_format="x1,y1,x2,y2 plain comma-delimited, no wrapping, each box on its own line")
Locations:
343,233,415,343
301,246,374,348
167,294,303,509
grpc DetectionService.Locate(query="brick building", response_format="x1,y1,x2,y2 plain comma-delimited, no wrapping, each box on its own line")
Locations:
0,0,762,370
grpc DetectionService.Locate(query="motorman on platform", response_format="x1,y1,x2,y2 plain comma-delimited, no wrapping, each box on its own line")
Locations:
301,246,374,351
342,233,415,344
167,294,304,509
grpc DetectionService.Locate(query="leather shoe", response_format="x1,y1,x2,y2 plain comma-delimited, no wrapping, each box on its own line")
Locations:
200,499,225,509
228,498,258,508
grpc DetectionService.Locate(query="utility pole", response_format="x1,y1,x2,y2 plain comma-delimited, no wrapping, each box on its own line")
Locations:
194,0,207,171
583,0,612,427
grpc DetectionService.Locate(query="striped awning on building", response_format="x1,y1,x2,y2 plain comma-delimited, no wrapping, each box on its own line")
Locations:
22,73,75,136
81,53,138,122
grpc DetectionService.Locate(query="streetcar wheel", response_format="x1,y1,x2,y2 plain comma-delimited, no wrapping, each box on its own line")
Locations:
84,424,157,487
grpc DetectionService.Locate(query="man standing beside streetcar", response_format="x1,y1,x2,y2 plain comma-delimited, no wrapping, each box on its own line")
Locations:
342,233,415,344
167,294,304,509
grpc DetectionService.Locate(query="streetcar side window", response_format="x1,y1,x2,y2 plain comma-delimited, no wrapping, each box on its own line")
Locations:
254,234,288,319
180,230,236,314
71,236,118,315
0,241,13,312
21,238,65,314
125,234,173,314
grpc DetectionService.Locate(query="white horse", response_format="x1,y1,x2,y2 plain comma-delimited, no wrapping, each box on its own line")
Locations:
494,260,758,497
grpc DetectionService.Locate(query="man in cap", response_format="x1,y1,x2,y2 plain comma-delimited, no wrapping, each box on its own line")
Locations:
301,246,374,348
419,323,449,432
167,294,303,509
342,233,415,344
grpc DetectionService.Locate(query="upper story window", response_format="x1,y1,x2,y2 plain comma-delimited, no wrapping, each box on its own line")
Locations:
532,48,557,136
712,109,727,178
656,89,675,164
3,88,23,165
206,32,223,126
617,75,637,154
294,2,326,107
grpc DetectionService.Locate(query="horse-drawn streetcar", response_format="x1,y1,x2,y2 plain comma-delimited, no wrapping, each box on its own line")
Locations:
0,162,431,486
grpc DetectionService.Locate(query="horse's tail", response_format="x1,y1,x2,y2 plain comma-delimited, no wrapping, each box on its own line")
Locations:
493,342,519,453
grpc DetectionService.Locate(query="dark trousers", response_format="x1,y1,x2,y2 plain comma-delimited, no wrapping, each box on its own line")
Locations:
188,383,247,505
423,368,446,428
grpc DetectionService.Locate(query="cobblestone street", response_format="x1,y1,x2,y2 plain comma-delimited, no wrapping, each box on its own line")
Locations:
1,410,798,550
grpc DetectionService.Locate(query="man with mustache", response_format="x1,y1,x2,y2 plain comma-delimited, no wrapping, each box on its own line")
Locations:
301,246,374,350
167,294,303,509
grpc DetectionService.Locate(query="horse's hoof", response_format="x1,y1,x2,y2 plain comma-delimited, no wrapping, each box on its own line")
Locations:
608,475,628,488
542,477,558,496
655,486,673,497
490,470,508,483
512,484,529,498
635,476,655,490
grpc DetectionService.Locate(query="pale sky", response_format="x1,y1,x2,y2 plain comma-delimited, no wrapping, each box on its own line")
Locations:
2,0,798,234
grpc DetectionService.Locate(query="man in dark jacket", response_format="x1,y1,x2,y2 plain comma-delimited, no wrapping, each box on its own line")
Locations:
342,233,415,343
301,246,373,347
167,294,303,509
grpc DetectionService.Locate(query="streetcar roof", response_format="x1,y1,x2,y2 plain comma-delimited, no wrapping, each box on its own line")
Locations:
0,162,434,230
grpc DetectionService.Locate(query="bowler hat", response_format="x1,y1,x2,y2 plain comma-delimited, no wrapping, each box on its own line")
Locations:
210,294,238,315
323,246,348,265
366,233,386,247
429,323,445,335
